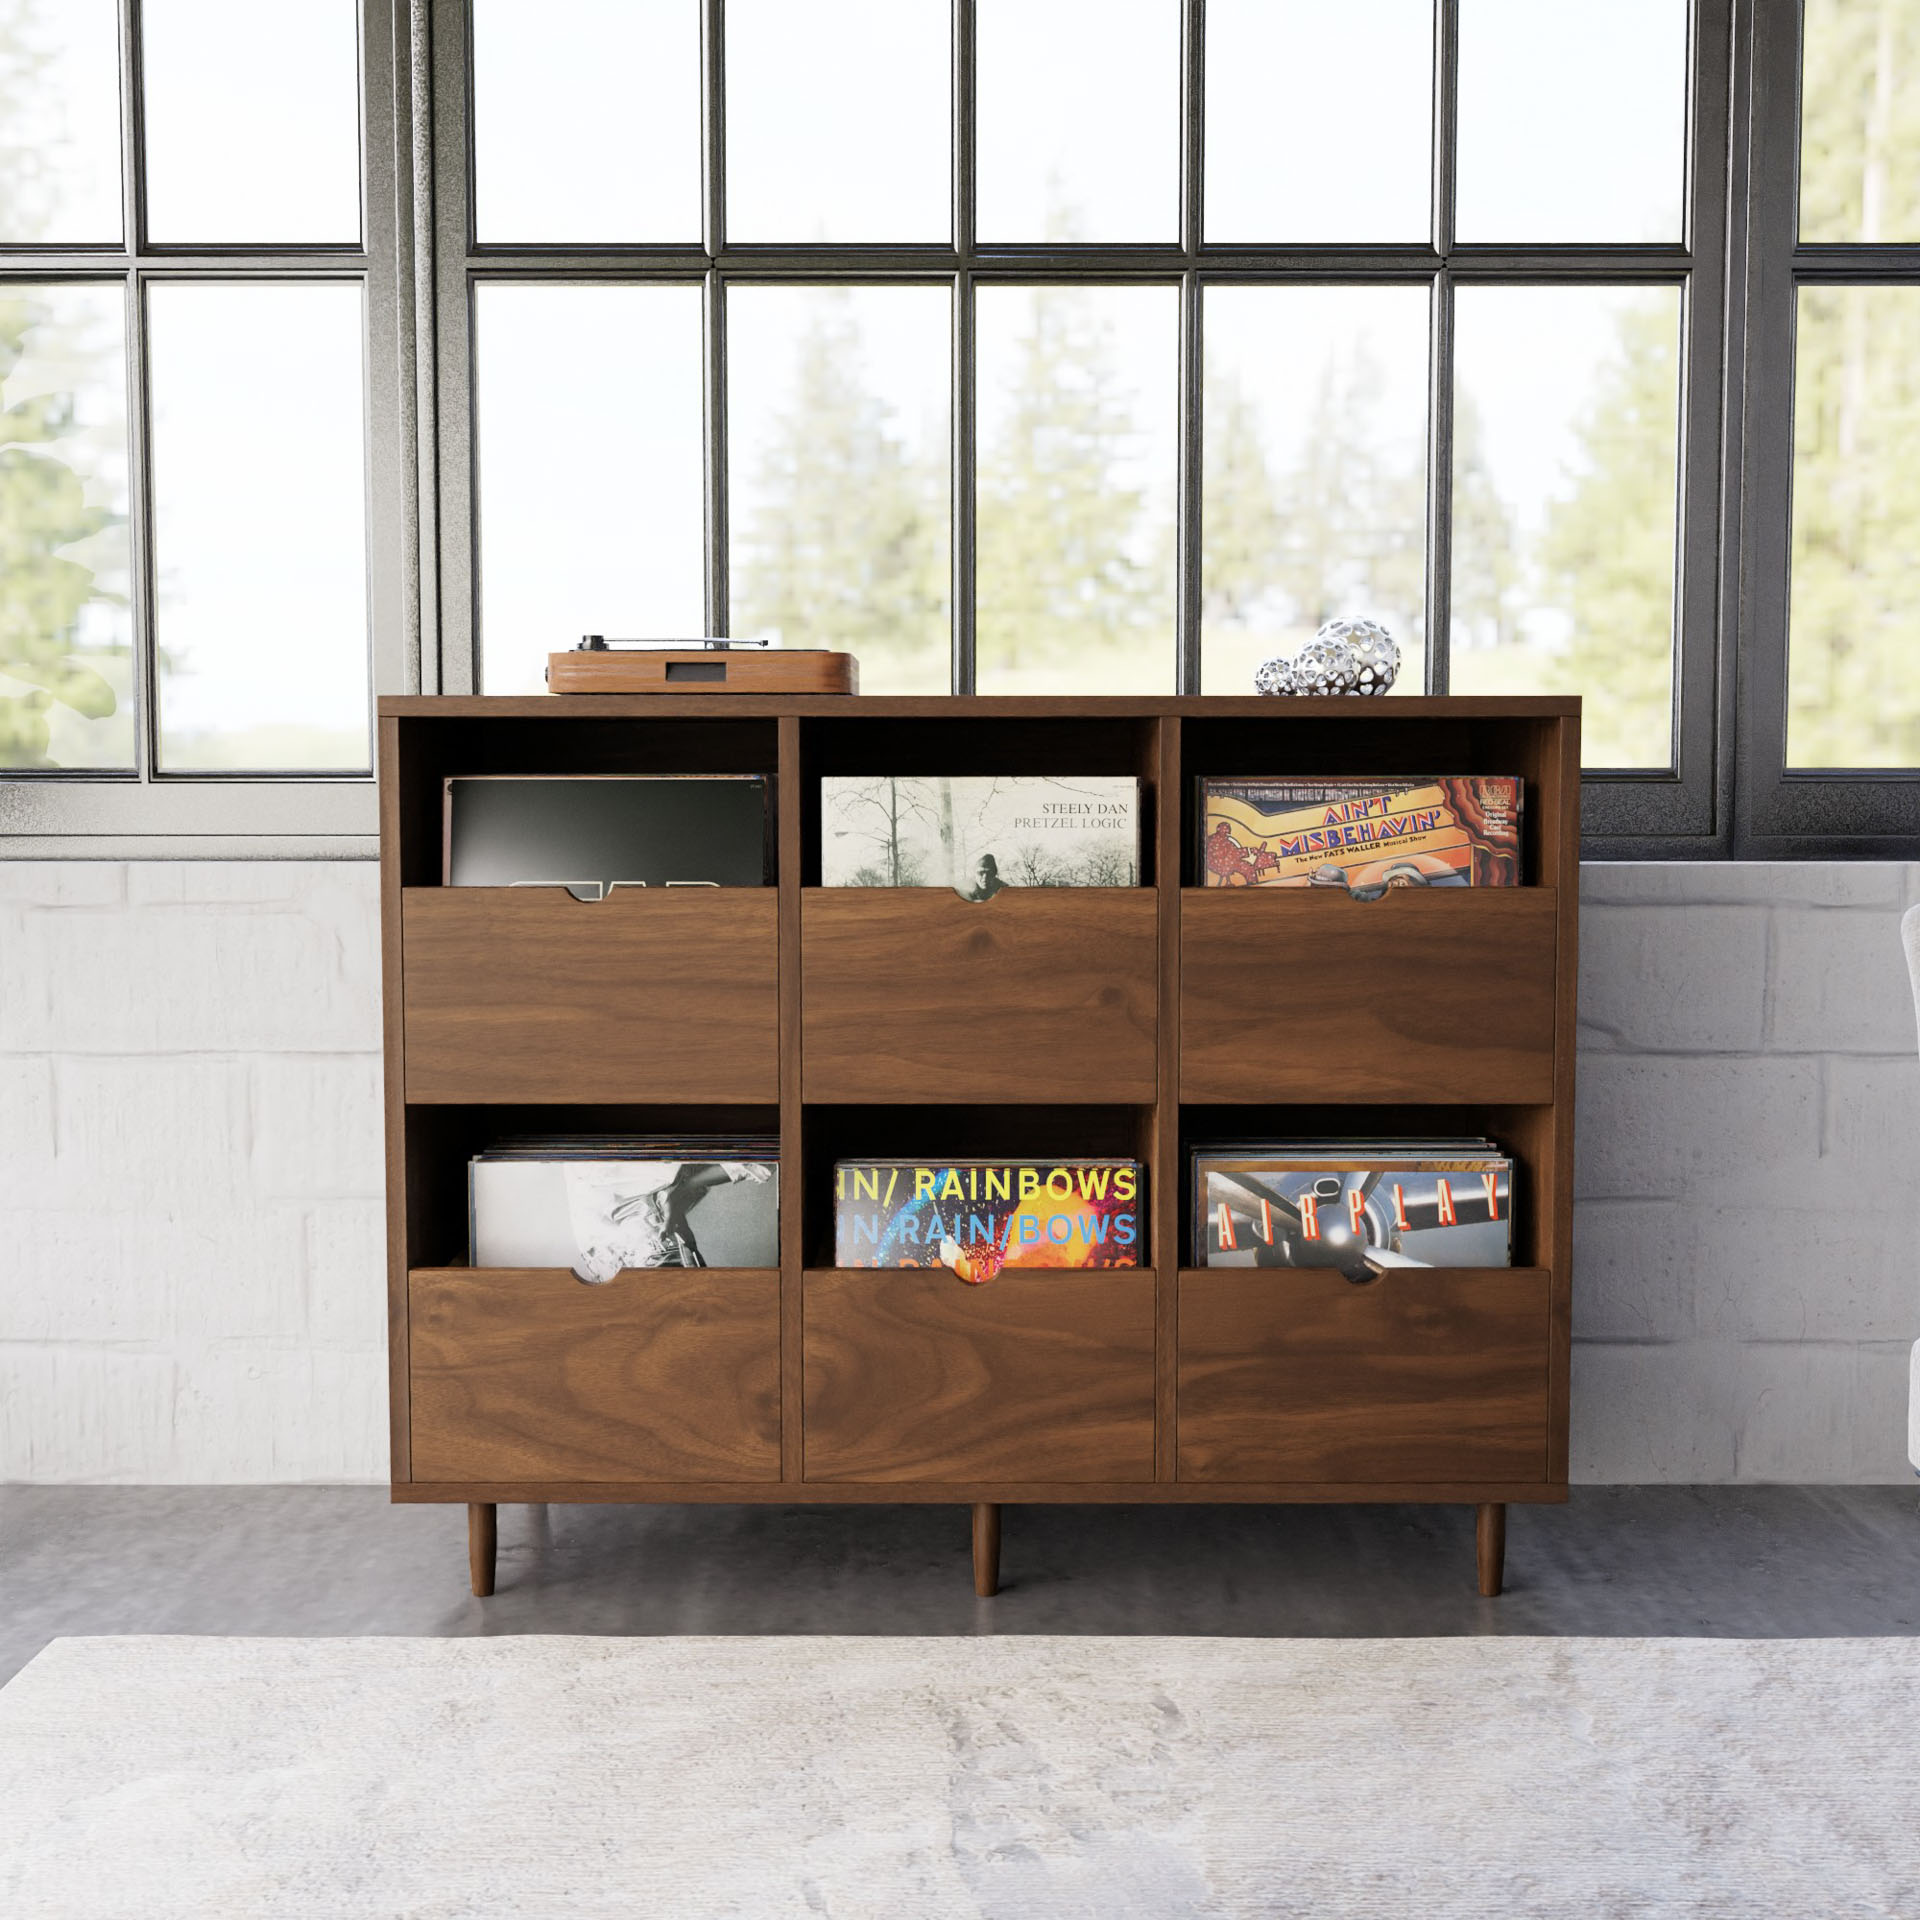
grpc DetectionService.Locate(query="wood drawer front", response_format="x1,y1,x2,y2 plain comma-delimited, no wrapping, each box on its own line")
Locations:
802,1269,1156,1482
401,887,778,1103
1176,1268,1551,1484
1179,888,1557,1103
409,1267,781,1483
801,890,1157,1104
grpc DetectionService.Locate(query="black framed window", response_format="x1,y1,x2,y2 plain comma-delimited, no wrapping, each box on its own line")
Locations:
0,0,404,854
9,1,1920,859
1735,0,1920,854
428,0,1734,851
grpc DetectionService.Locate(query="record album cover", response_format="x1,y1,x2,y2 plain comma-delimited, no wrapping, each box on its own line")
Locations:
1195,1146,1512,1276
821,776,1139,895
1199,776,1522,896
470,1135,778,1280
445,775,772,891
834,1158,1144,1281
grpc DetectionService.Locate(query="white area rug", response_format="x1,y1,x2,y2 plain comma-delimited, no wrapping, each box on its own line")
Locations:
1,1635,1915,1918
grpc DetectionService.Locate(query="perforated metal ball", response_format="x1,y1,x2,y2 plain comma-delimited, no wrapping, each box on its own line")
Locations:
1253,653,1298,696
1316,618,1398,696
1291,635,1360,695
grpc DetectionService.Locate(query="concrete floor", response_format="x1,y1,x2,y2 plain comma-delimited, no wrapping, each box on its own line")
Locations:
2,1485,1917,1687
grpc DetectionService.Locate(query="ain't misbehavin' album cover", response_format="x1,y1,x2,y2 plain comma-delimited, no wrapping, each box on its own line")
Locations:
1199,776,1522,896
821,776,1139,897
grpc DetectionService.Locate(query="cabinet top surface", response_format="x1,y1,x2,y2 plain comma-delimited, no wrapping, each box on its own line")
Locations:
379,694,1581,722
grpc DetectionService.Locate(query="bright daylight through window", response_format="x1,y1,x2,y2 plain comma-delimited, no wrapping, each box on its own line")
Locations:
5,1,1920,850
0,0,370,781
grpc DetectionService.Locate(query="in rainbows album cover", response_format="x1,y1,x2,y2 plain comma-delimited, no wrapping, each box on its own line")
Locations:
834,1159,1143,1282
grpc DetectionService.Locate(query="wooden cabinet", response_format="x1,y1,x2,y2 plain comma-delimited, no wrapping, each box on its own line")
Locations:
402,886,777,1104
802,888,1158,1103
1180,888,1558,1104
409,1266,781,1483
380,695,1578,1597
802,1268,1156,1482
1175,1268,1551,1483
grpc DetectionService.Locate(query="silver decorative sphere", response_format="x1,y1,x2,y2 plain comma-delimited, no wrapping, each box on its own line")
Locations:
1253,653,1297,696
1291,634,1360,695
1316,617,1399,696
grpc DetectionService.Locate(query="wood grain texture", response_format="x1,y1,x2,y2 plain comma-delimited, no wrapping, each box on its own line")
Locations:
1180,888,1558,1104
802,1269,1156,1483
547,650,858,695
409,1267,781,1483
972,1503,1001,1597
401,887,778,1102
383,694,1581,721
1477,1502,1507,1597
1176,1268,1551,1484
1153,718,1181,1480
777,718,805,1482
397,1479,1570,1505
801,889,1158,1103
379,718,411,1482
468,1503,497,1597
1546,715,1581,1482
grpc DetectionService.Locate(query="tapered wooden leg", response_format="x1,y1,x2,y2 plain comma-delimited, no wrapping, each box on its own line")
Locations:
1476,1502,1506,1597
469,1502,497,1598
972,1503,1001,1598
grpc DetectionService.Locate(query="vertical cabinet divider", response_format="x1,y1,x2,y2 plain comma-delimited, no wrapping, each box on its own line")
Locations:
1155,715,1183,1481
777,714,805,1482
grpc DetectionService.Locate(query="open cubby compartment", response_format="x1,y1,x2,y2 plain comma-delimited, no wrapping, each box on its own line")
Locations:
795,711,1162,887
384,711,782,888
799,1102,1159,1271
1176,1102,1556,1275
1176,708,1573,887
400,1102,784,1271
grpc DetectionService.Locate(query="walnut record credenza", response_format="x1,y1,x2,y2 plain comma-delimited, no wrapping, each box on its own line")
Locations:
378,694,1579,1600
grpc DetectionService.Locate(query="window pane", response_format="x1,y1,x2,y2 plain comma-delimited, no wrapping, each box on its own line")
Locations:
473,0,700,244
0,286,133,769
142,0,360,244
725,0,948,243
1200,285,1428,694
1787,287,1920,767
1456,0,1688,244
1449,285,1680,769
1205,0,1432,244
149,283,369,771
1800,0,1920,243
976,285,1177,695
728,286,950,694
475,284,705,695
978,0,1178,243
0,0,122,244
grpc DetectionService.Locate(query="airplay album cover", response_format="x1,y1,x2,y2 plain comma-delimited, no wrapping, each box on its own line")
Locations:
470,1135,779,1281
834,1158,1144,1282
1195,1143,1513,1277
444,774,772,892
1199,776,1522,896
820,776,1139,895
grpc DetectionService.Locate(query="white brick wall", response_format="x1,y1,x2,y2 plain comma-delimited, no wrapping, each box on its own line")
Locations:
0,863,386,1482
1,859,1915,1483
1573,864,1920,1481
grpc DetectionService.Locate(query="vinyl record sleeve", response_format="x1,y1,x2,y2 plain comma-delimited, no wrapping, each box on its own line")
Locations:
445,774,772,889
834,1158,1144,1280
821,776,1139,893
470,1155,778,1280
1195,1153,1512,1275
1199,776,1522,894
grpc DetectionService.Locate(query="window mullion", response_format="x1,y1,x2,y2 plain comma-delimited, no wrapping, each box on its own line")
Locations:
953,0,976,691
